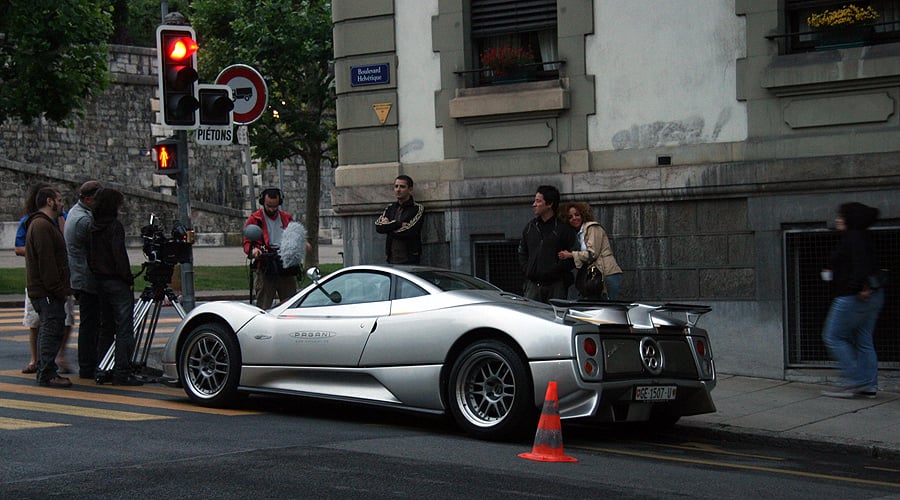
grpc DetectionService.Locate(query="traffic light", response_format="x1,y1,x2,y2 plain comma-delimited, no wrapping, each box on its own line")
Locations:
198,84,235,126
156,25,199,129
154,136,180,175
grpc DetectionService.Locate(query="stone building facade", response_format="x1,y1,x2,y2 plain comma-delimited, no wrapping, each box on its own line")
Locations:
331,0,900,382
0,44,338,248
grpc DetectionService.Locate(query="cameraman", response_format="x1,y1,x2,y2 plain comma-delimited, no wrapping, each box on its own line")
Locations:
89,188,142,386
243,188,309,309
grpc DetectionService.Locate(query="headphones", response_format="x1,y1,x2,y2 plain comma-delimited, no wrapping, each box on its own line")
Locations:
258,188,283,206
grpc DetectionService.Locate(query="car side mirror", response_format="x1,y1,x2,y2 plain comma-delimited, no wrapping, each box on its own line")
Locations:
306,266,321,283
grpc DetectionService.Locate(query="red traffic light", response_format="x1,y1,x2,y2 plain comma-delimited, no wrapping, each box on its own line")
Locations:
166,37,198,61
156,25,200,129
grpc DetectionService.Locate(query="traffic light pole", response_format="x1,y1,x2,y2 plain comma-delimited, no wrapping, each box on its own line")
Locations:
175,129,196,311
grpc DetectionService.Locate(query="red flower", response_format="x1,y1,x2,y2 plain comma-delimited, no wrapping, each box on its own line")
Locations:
479,46,535,77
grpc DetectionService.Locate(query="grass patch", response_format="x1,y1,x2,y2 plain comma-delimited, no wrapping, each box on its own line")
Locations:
0,264,343,295
0,268,26,295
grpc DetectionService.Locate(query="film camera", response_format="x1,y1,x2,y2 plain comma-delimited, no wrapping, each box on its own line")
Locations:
141,214,192,286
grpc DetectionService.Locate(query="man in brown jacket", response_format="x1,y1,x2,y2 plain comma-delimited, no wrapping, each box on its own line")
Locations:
25,187,73,388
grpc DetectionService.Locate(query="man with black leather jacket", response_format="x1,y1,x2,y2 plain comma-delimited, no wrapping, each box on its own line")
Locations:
517,185,576,303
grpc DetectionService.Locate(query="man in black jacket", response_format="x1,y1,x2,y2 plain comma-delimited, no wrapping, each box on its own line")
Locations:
517,185,576,303
375,175,424,264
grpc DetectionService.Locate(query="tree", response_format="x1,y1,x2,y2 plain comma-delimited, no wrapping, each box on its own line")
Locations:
0,0,113,124
191,0,336,267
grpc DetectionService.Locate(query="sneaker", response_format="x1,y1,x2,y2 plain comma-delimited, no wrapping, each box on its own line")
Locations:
38,376,73,388
112,375,144,386
821,388,857,398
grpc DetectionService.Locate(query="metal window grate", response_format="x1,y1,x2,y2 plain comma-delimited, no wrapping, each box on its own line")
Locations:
784,227,900,368
472,239,523,294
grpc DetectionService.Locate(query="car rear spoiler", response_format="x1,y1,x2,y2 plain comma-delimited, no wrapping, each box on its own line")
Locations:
548,299,711,328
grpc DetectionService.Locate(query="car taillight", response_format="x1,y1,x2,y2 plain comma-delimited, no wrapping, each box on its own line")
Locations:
576,334,602,381
584,337,597,356
695,339,705,357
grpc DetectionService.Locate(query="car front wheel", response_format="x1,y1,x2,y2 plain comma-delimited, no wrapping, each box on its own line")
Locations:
448,340,535,440
178,323,241,407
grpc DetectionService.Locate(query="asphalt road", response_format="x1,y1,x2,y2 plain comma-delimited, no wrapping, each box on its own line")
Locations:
2,307,899,497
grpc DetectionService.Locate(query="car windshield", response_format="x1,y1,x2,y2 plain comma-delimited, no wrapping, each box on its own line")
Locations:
410,270,500,292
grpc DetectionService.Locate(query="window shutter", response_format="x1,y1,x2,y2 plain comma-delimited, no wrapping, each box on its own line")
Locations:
471,0,558,37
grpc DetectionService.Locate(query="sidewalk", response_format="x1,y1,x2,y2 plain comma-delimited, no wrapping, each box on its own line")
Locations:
679,374,900,459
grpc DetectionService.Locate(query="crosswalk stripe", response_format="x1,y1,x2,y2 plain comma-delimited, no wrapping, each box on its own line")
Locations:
1,370,179,396
1,398,172,421
0,326,31,333
0,381,259,416
0,416,69,430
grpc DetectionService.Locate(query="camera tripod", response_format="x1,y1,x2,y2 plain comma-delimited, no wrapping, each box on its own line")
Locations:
96,263,186,383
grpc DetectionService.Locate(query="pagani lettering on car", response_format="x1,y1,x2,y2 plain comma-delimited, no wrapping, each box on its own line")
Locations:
161,265,716,440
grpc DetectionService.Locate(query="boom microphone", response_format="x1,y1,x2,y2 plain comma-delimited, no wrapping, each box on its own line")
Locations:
278,221,307,268
243,224,263,242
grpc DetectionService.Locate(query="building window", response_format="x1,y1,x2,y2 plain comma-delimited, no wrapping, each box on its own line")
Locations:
472,238,522,293
471,0,559,85
784,0,900,53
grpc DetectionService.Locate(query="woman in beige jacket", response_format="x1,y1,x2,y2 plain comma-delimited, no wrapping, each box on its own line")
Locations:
558,202,624,300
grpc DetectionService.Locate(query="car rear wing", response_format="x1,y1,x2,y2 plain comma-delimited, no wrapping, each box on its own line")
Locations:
548,299,711,329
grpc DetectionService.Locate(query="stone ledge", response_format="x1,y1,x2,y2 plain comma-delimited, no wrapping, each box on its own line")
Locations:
449,79,570,120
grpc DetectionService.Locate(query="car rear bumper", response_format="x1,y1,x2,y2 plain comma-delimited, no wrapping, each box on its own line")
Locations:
529,359,716,421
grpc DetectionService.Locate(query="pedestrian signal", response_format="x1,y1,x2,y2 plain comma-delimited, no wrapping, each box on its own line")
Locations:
154,137,180,175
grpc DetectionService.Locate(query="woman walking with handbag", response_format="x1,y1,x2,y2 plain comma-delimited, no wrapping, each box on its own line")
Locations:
558,202,624,300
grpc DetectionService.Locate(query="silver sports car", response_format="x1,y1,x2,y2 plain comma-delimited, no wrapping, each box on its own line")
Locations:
161,265,716,440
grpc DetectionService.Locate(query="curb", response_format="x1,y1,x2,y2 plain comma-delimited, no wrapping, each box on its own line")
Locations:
676,420,900,461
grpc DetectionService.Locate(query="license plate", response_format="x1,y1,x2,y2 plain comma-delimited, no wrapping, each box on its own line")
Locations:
634,385,677,401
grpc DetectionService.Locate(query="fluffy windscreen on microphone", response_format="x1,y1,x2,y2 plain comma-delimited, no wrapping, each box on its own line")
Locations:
279,221,307,268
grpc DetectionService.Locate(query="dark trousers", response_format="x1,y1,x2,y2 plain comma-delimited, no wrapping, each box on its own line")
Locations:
74,290,115,377
96,279,136,377
255,273,297,309
31,295,66,383
523,279,567,304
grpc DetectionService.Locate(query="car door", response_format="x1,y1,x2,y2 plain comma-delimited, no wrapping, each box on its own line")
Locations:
267,270,392,366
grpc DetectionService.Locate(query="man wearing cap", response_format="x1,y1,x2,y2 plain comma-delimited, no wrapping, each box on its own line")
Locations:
65,180,113,379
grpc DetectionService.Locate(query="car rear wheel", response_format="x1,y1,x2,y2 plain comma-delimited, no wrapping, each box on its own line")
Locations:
448,340,535,440
179,323,241,407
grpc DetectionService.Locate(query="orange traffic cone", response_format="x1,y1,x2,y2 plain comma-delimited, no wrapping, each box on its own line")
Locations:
518,381,578,462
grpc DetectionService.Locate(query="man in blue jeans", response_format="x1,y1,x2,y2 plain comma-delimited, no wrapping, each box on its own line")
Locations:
821,202,885,399
24,187,73,388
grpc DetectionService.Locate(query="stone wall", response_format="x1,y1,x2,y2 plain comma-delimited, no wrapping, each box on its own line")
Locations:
0,45,338,246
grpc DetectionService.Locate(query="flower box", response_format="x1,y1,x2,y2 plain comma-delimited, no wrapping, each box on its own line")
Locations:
480,46,536,83
807,4,878,50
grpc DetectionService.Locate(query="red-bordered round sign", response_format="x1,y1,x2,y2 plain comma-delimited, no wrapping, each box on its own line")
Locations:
215,64,268,125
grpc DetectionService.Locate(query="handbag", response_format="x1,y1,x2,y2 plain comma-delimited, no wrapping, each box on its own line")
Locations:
578,263,606,300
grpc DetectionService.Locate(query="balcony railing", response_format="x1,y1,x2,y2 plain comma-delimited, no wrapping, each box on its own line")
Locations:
453,60,565,88
768,20,900,54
